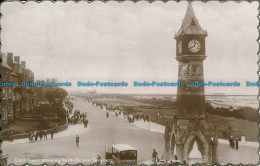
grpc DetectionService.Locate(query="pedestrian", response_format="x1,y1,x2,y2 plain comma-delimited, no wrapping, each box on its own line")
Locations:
85,119,88,128
9,130,13,142
235,138,239,150
76,135,79,147
39,130,43,141
83,119,88,128
29,131,33,143
152,149,158,163
230,136,234,148
97,153,101,165
31,131,35,142
228,136,232,147
44,129,47,140
106,112,109,118
68,117,71,125
51,129,54,139
35,131,38,141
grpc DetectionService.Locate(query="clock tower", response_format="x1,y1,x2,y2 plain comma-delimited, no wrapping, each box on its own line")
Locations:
164,3,218,164
175,2,207,117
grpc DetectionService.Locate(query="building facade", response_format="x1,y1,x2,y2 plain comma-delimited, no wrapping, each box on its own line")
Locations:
1,53,15,125
1,53,39,125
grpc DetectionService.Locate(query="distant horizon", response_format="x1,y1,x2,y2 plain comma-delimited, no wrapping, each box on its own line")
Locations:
69,91,258,96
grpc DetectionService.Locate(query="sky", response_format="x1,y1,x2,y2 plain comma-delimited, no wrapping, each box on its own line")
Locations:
1,1,259,95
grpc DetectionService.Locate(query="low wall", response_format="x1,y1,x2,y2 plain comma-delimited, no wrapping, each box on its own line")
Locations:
19,117,59,122
54,123,68,133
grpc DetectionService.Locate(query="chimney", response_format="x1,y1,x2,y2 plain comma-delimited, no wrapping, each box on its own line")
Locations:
21,61,26,68
14,63,19,73
7,52,13,67
14,56,20,63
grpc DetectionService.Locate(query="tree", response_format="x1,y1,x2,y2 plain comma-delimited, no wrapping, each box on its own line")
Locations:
45,90,56,103
45,87,68,104
55,88,68,102
51,105,66,120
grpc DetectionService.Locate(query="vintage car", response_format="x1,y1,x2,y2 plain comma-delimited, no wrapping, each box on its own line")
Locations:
105,144,137,165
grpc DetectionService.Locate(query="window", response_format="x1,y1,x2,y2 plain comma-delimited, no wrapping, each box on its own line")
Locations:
8,106,11,116
2,108,5,120
2,89,6,99
9,88,12,98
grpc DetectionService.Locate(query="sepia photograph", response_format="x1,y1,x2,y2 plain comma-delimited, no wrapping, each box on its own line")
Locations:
0,1,259,165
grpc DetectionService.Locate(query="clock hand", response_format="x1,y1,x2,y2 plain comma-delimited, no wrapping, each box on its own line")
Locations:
190,43,194,48
190,45,196,50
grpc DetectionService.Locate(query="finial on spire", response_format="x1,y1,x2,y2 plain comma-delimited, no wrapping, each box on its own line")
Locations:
184,2,196,24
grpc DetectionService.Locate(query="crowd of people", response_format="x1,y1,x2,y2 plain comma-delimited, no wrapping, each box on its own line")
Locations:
29,128,55,143
129,113,149,122
65,100,74,114
104,108,150,123
6,128,55,143
67,110,88,128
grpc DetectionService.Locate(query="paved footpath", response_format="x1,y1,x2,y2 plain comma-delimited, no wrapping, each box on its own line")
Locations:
2,98,259,165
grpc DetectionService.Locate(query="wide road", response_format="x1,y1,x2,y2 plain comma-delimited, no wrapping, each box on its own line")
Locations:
2,98,165,165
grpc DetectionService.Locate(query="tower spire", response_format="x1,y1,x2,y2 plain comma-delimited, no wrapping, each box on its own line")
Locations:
184,2,196,23
175,3,207,39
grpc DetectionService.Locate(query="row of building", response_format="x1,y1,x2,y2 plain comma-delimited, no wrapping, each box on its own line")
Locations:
1,52,52,126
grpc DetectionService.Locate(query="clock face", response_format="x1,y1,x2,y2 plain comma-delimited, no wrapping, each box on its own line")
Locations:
188,39,201,53
178,42,182,54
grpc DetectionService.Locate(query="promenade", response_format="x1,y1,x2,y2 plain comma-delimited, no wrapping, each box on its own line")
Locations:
2,98,258,165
